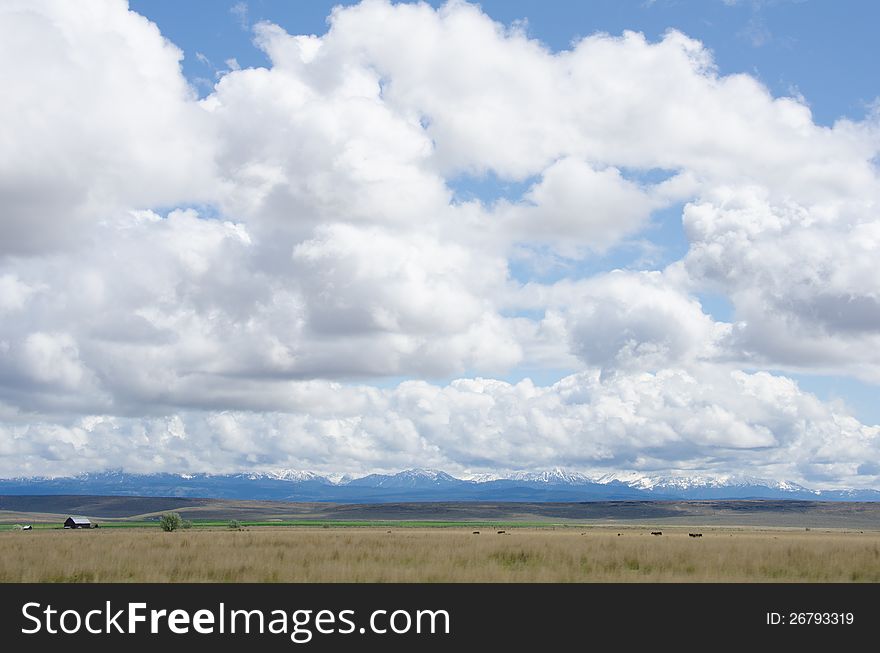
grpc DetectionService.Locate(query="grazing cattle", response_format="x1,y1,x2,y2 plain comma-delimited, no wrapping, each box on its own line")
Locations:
650,531,662,536
472,531,480,535
617,533,621,536
689,533,703,538
497,530,506,534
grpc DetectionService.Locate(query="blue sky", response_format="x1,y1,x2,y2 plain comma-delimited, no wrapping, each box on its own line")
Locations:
1,0,878,482
132,0,880,127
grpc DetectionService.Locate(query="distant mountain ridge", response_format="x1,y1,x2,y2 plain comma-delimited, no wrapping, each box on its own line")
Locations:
2,468,878,502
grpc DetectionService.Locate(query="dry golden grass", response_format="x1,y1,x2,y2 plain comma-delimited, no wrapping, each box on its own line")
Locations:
1,527,879,582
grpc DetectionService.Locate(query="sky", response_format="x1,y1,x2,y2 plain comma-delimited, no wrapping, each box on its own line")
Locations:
0,0,879,487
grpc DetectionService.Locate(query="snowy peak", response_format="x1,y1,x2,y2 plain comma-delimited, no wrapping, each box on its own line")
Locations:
345,468,464,489
254,470,329,484
463,472,504,483
505,468,594,485
593,471,657,489
594,472,816,494
396,468,459,483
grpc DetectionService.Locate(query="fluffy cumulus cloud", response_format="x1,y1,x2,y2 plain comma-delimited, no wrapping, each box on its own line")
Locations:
2,369,878,489
682,185,880,380
496,158,662,254
0,0,215,255
0,0,878,484
568,278,720,372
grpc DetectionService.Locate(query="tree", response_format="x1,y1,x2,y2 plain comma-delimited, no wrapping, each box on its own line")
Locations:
159,512,183,532
228,520,242,530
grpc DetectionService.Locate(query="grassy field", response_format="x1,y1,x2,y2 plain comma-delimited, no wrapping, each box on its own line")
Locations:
2,526,879,582
0,520,570,531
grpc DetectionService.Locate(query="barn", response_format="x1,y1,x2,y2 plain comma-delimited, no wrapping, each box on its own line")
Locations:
64,516,92,529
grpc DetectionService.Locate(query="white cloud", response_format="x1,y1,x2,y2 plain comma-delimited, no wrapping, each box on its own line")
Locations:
0,209,522,412
682,185,880,380
18,333,87,389
0,275,41,313
0,0,215,255
230,2,249,30
561,271,729,372
1,367,877,489
0,0,878,483
496,158,661,253
302,2,878,191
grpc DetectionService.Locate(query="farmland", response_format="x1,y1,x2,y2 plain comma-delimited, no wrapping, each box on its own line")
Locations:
2,526,879,582
2,496,879,582
4,495,880,528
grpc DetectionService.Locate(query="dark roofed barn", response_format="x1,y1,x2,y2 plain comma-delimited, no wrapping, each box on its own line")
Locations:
64,516,92,529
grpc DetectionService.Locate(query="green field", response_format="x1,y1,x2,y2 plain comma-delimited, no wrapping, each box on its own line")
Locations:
1,519,570,531
4,495,880,530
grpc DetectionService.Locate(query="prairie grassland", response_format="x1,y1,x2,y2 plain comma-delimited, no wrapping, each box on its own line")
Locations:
1,527,878,582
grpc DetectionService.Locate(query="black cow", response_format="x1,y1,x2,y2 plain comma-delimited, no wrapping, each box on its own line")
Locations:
651,531,662,536
689,533,703,538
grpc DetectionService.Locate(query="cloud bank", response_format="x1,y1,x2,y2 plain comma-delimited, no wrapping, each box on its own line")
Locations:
0,0,878,487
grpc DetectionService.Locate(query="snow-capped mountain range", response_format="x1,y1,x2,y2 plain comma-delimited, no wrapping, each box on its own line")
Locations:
1,467,878,502
592,471,812,492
